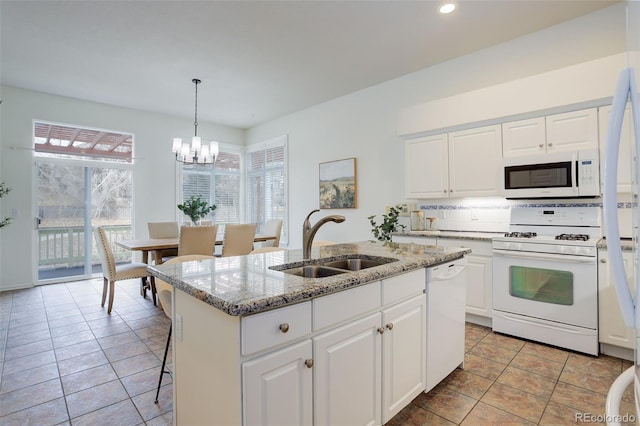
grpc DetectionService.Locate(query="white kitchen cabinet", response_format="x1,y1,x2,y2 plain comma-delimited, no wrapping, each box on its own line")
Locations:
405,134,448,199
314,272,427,426
172,264,452,426
314,313,382,426
545,108,599,152
502,117,546,157
242,340,313,425
404,125,501,199
381,295,426,423
599,105,635,193
433,239,493,322
502,108,599,158
598,249,635,350
448,125,502,198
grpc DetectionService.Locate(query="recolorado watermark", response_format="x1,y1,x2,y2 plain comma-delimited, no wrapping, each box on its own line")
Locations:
575,412,636,423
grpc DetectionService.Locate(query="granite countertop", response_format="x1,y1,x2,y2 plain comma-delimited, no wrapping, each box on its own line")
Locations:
147,240,470,317
394,230,504,242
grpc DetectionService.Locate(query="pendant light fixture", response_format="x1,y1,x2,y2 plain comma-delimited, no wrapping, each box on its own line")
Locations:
172,78,219,165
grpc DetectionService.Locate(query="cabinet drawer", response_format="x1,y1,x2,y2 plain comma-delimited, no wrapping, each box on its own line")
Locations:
241,302,312,356
313,282,381,331
382,269,425,306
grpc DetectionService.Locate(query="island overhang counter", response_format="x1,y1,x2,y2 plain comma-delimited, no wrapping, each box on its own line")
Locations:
147,240,470,426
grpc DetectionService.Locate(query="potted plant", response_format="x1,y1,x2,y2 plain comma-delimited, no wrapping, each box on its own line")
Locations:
178,196,217,225
368,205,406,242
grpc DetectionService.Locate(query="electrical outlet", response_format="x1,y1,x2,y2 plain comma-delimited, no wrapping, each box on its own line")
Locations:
175,312,183,342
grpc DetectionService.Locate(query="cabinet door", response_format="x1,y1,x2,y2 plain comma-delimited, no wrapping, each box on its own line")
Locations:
598,250,635,349
448,125,502,197
599,105,635,193
437,239,493,318
314,313,382,426
502,117,546,157
242,340,313,426
546,108,598,152
381,295,426,424
405,134,449,199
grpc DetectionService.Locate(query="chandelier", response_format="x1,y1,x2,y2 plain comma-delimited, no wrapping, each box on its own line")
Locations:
172,78,219,165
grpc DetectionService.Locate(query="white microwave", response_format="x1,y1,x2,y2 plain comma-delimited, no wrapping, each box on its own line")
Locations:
501,149,600,199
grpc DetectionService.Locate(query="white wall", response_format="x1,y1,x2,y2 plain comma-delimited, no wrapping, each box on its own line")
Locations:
0,86,243,290
246,4,627,247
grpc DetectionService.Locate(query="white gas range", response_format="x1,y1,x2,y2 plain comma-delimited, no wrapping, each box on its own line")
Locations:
492,206,601,356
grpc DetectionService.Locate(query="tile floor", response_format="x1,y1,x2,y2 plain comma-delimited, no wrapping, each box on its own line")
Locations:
0,278,637,425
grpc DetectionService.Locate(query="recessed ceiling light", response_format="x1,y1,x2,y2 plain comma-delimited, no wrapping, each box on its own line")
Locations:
439,3,456,14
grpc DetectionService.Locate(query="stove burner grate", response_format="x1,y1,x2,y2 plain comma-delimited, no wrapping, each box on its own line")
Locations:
504,232,537,238
555,234,589,241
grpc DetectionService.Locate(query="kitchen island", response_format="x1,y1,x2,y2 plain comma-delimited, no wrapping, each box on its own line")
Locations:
148,240,470,426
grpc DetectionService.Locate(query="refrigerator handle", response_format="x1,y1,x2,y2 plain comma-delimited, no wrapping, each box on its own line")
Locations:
603,68,635,327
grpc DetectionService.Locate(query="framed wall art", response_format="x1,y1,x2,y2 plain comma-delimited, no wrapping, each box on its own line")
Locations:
319,157,357,209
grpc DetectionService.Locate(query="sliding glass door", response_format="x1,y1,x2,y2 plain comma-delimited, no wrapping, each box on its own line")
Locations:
35,159,132,282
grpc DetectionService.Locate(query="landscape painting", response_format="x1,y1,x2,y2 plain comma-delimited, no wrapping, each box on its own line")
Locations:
319,158,357,209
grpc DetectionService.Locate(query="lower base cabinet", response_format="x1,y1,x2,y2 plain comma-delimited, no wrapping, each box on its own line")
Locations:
598,249,635,349
314,313,382,426
313,295,427,426
173,268,437,426
242,340,313,425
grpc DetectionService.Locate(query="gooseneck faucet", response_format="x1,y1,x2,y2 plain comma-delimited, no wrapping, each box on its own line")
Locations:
302,209,346,259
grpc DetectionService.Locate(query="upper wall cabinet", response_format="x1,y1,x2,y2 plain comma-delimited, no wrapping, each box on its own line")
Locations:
405,125,502,199
599,105,635,193
405,134,448,199
502,108,599,157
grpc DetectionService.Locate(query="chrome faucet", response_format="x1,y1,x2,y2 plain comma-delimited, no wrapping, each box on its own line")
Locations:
302,209,345,259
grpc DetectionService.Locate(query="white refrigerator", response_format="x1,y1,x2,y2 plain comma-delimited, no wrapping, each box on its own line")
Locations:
603,2,640,424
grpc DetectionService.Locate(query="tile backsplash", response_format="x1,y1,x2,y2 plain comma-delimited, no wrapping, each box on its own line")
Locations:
403,196,634,237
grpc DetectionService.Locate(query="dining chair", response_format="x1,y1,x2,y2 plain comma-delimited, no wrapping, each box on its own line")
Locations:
221,223,257,257
178,225,218,256
153,254,214,404
249,247,286,254
93,226,156,314
259,219,283,247
147,221,179,263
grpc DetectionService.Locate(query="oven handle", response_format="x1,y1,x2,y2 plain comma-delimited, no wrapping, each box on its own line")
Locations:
492,249,596,264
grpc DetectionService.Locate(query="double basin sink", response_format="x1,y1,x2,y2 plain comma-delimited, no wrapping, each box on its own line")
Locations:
269,255,398,278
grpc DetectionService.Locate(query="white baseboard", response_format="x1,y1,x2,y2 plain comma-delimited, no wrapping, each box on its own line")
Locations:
466,313,492,328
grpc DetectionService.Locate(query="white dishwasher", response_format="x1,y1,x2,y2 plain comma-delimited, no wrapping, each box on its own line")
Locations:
425,257,468,392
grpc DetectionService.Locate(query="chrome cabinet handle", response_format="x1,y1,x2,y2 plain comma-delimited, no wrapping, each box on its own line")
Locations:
539,144,544,148
385,323,394,331
601,258,607,263
305,359,314,368
377,327,385,334
279,323,289,333
548,143,553,147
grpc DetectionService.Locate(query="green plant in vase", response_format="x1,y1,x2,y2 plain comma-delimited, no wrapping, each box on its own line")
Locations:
178,196,216,225
368,205,406,242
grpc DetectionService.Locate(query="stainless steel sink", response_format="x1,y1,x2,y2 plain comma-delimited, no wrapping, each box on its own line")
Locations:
321,258,394,271
271,255,398,278
280,265,347,278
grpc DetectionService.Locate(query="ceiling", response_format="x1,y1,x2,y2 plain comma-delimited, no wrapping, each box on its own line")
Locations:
0,1,618,129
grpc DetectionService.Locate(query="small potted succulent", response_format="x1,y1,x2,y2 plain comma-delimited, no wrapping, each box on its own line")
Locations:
178,196,216,225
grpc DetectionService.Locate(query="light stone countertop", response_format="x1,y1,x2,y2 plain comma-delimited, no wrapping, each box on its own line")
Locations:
147,240,470,317
394,230,504,242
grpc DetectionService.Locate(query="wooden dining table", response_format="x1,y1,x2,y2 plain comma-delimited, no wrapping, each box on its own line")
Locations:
115,235,277,265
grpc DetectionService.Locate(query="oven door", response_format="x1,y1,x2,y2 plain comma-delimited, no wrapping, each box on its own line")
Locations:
493,249,597,329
